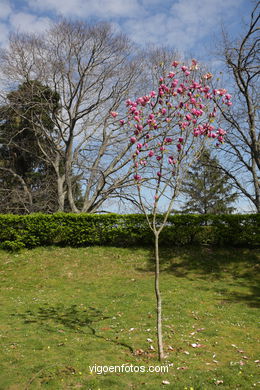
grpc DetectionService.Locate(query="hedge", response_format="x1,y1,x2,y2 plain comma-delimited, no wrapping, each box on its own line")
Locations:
0,213,259,250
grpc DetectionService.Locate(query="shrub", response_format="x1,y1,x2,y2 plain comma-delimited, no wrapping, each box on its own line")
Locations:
0,213,259,250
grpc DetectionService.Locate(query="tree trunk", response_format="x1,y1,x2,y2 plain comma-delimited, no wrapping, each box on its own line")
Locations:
154,232,164,360
57,175,66,212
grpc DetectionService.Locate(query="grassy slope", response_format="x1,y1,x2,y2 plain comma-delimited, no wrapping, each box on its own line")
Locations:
0,246,259,390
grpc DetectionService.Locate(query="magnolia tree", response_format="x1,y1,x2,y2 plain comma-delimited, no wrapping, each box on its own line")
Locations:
113,59,231,360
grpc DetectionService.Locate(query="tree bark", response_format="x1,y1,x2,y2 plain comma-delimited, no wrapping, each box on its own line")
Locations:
154,232,164,360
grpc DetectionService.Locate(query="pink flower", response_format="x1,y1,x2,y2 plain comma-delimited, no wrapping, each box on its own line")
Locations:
165,137,173,143
137,143,143,150
185,71,191,76
203,72,213,80
168,72,175,78
110,111,118,118
225,94,232,100
172,61,179,67
161,108,167,115
185,114,192,121
215,88,227,96
157,172,162,177
120,119,125,126
134,174,142,181
217,135,224,143
181,66,188,72
130,137,137,144
150,91,156,97
178,137,184,143
135,124,143,132
171,79,179,88
190,59,198,70
148,150,154,157
177,143,182,151
217,128,226,136
156,156,162,161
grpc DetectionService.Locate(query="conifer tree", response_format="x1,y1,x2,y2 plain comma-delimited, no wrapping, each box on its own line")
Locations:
180,149,238,214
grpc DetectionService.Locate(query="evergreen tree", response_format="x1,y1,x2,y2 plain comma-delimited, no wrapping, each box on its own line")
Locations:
180,150,238,214
0,81,60,213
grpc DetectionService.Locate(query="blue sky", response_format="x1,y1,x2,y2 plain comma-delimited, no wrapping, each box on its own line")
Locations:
0,0,255,61
0,0,256,212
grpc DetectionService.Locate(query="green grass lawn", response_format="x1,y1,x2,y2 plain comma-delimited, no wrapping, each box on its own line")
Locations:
0,246,259,389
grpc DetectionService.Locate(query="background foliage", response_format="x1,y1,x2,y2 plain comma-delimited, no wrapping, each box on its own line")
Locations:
0,213,259,251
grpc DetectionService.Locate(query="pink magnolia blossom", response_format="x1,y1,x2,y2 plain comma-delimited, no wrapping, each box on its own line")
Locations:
217,128,226,135
203,72,213,80
120,119,125,126
172,61,179,67
177,143,182,151
190,59,198,70
134,174,142,181
130,137,137,144
161,108,167,115
214,88,227,96
110,111,118,118
135,124,143,132
157,172,162,177
148,150,155,157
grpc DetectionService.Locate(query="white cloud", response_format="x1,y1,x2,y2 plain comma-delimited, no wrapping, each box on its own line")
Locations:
121,0,245,53
9,12,51,34
0,21,10,47
28,0,143,18
0,0,12,20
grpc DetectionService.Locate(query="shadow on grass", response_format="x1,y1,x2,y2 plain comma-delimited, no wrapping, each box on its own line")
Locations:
137,246,260,308
12,304,134,353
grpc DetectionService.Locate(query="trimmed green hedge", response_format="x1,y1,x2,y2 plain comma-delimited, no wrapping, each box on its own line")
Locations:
0,213,259,250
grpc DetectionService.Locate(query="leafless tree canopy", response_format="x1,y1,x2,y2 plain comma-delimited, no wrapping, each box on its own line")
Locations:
0,20,144,213
216,2,260,212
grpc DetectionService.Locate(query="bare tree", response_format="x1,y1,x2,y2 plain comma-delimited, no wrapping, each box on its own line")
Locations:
0,20,143,213
215,2,260,212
